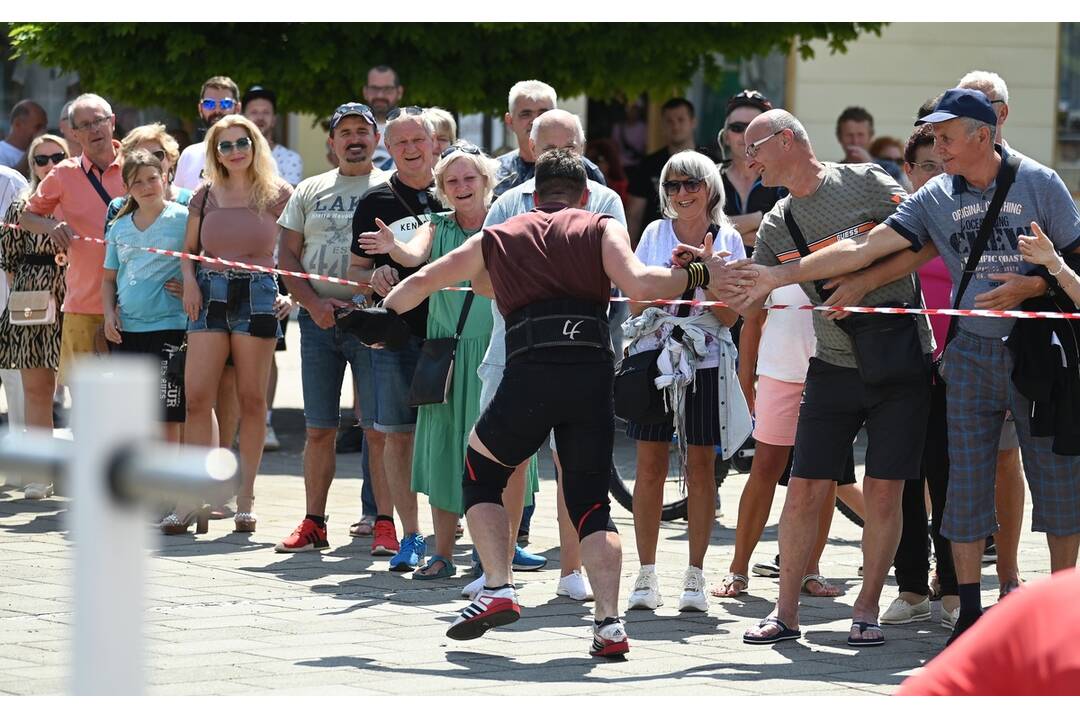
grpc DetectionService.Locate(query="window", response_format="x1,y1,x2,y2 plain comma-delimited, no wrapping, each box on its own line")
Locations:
1058,22,1080,196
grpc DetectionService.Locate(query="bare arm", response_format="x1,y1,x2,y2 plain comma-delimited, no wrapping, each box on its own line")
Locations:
626,195,646,250
347,253,376,297
356,218,435,267
21,210,74,250
101,269,121,343
819,242,938,319
181,205,202,321
736,311,764,416
383,232,487,315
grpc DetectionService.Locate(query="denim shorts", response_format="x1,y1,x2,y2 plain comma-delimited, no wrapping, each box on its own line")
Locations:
298,309,375,430
365,335,421,433
188,268,282,338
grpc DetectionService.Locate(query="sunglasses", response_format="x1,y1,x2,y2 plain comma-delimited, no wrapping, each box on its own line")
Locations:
662,178,705,196
440,142,482,159
150,150,167,162
386,106,424,121
745,129,785,159
32,152,67,167
725,121,750,134
216,136,253,155
201,98,237,112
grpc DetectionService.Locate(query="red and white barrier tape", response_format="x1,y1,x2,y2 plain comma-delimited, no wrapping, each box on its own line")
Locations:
6,221,1080,320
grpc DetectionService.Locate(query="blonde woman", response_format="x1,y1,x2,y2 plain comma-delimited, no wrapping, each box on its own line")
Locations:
357,142,495,579
425,108,457,156
180,115,292,533
106,123,192,229
0,134,69,500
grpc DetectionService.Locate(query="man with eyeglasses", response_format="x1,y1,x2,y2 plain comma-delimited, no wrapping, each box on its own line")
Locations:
718,108,935,648
363,65,404,172
0,100,47,174
175,75,245,190
21,93,124,398
626,97,697,248
346,106,446,572
273,102,393,554
492,80,606,200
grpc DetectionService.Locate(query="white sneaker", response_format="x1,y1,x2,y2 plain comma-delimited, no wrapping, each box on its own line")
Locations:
627,567,663,610
678,566,709,612
263,425,280,451
462,573,486,599
881,595,931,625
556,570,594,601
941,604,960,630
23,483,54,500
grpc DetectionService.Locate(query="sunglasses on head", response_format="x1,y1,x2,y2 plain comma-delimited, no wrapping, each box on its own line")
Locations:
201,97,237,112
386,106,424,121
33,152,66,167
216,136,253,155
440,141,482,159
146,150,166,162
662,178,705,195
725,121,750,134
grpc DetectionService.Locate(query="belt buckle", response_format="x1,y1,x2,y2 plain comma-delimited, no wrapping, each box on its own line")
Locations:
54,252,68,267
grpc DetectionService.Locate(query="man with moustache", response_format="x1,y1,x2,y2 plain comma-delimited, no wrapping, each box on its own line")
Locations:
175,76,260,190
347,107,445,571
244,85,303,186
274,102,392,553
363,65,404,172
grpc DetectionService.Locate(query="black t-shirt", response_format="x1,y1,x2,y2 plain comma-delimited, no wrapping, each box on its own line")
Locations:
721,170,788,253
627,148,671,230
351,173,445,338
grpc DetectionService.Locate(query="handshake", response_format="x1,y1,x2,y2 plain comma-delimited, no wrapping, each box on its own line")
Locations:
335,305,412,349
670,235,768,308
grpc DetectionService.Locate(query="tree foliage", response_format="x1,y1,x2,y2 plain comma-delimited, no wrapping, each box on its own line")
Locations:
8,22,883,117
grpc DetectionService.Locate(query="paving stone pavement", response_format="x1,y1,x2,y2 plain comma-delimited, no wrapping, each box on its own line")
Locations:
0,322,1057,695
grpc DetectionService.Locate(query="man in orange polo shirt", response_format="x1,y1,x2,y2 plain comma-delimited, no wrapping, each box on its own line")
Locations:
21,93,124,388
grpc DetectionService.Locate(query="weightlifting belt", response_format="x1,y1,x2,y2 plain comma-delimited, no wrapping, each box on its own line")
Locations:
504,298,612,362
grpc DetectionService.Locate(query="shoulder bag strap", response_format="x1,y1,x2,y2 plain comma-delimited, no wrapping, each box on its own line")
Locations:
196,184,209,255
83,164,113,208
452,292,475,341
943,152,1021,347
386,178,426,228
781,204,831,301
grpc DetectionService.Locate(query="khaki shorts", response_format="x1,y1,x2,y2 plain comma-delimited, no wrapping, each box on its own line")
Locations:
58,312,105,385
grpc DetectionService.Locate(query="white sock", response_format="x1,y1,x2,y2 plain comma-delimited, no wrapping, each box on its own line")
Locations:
265,410,273,425
640,564,656,574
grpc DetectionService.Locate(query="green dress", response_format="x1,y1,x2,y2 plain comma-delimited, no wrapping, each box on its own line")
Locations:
411,213,540,513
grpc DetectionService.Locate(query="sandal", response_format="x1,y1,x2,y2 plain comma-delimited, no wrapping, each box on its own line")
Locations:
801,574,842,597
999,579,1022,599
710,573,749,598
743,616,801,645
234,495,256,533
350,516,375,537
413,555,456,580
454,520,464,539
847,620,885,647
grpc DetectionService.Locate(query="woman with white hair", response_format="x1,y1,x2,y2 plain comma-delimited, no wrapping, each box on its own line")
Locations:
623,150,751,613
358,142,497,579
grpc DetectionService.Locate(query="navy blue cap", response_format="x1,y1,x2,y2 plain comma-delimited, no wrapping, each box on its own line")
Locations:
330,102,376,131
915,88,997,126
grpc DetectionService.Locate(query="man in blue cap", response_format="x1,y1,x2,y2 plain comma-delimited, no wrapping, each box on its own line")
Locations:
733,87,1080,644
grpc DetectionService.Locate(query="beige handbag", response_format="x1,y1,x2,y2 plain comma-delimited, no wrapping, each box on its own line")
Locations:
7,290,57,326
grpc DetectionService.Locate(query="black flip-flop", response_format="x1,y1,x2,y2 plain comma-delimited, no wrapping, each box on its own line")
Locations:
847,621,885,646
743,617,801,645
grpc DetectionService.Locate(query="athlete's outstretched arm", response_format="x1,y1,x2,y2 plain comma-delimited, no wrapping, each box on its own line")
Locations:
382,232,489,314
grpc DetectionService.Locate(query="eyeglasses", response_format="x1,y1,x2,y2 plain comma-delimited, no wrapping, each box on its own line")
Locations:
32,152,66,167
745,129,785,159
149,150,167,162
201,98,237,112
386,106,424,121
662,178,705,196
73,115,113,132
725,121,750,134
216,137,253,155
440,141,482,159
911,161,943,173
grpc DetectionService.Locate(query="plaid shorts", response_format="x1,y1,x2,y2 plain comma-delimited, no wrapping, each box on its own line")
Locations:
941,330,1080,542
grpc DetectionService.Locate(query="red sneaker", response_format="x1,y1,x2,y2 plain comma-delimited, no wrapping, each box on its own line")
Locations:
275,517,329,553
446,586,520,641
590,619,630,658
371,519,399,556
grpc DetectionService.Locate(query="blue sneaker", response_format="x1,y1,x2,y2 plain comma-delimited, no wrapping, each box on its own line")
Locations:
390,533,426,572
512,545,547,572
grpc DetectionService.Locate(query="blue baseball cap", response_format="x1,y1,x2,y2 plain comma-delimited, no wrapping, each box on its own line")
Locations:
330,102,376,131
915,88,997,126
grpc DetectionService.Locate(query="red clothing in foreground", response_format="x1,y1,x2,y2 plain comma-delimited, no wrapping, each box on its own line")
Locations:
897,570,1080,695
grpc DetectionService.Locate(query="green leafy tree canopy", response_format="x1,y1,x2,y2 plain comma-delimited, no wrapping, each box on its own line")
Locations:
9,22,882,118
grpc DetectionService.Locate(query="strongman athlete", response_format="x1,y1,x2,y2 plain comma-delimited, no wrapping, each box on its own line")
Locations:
339,150,747,657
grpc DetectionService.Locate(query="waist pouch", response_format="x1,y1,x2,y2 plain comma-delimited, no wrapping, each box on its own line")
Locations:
504,299,611,363
614,348,670,425
837,305,928,386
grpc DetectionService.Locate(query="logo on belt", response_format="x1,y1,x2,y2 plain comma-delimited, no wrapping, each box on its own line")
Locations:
562,320,583,340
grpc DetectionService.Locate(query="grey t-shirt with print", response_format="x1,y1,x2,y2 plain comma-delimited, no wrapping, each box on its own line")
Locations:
885,145,1080,339
753,162,934,369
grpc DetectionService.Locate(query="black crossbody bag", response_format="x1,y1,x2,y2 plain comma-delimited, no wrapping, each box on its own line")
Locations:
407,292,474,407
613,224,718,424
783,206,926,386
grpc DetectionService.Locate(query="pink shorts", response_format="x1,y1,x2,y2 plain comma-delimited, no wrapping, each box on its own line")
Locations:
752,375,805,447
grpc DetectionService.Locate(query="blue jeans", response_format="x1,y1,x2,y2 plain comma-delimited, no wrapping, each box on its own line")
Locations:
188,268,281,338
367,336,422,433
298,309,375,430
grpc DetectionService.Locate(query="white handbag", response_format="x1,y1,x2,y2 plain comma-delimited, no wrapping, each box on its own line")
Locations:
7,291,57,326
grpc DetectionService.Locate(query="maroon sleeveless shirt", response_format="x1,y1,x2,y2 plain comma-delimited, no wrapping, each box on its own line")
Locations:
481,204,612,316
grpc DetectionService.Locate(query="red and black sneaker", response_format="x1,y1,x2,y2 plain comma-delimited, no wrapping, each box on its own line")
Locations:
446,586,520,641
371,519,399,556
274,517,329,553
590,618,630,658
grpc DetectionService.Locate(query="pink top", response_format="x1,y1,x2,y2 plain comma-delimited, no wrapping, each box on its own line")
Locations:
918,255,951,360
192,183,291,269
